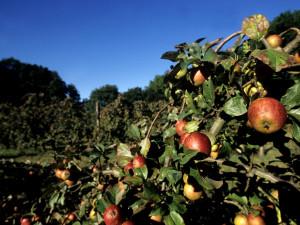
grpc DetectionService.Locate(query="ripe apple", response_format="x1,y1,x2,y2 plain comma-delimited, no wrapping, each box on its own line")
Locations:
124,162,134,173
67,212,76,221
294,52,300,63
247,214,265,225
248,97,287,134
182,132,211,155
234,214,248,225
20,217,31,225
193,69,206,86
266,34,282,48
122,220,134,225
132,155,145,168
54,169,63,179
175,120,187,136
179,133,190,145
60,169,70,181
103,204,122,225
183,183,202,201
64,179,74,187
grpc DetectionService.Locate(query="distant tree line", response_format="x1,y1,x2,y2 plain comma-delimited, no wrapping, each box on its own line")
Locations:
0,58,166,151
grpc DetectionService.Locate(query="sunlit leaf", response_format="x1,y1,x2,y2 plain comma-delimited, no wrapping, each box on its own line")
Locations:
281,82,300,110
223,95,247,116
140,138,151,157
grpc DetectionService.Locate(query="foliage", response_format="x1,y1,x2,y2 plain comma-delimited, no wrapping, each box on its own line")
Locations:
2,13,300,225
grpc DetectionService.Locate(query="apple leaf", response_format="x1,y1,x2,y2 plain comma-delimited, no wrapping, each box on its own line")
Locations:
223,95,247,116
130,199,148,215
281,82,300,110
251,49,292,72
140,137,151,157
184,121,200,133
203,78,215,108
170,211,185,225
179,150,199,165
163,127,176,139
226,193,248,206
288,108,300,122
242,14,269,40
292,120,300,143
127,124,141,140
117,143,133,167
161,51,180,62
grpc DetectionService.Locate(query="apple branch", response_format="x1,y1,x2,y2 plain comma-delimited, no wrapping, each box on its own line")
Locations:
281,27,300,53
215,31,243,52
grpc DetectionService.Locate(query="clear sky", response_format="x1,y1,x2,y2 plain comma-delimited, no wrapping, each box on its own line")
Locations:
0,1,299,99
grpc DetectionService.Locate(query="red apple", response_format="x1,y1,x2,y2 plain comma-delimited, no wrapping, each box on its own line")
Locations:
132,155,145,168
266,34,282,48
122,220,134,225
175,120,187,136
67,212,76,221
182,132,211,155
180,133,190,145
193,69,206,86
20,217,31,225
124,162,134,173
248,97,287,134
103,205,122,225
247,214,265,225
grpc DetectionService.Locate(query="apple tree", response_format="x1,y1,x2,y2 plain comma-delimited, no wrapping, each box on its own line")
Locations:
24,14,300,225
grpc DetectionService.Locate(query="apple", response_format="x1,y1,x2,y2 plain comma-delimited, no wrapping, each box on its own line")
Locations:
103,204,122,225
122,220,134,225
247,214,265,225
132,155,145,168
20,217,31,225
234,214,248,225
248,97,287,134
124,162,134,173
294,52,300,63
193,69,206,86
183,183,202,201
175,120,187,136
60,169,70,181
64,179,74,187
182,132,211,155
179,133,190,145
54,169,63,179
266,34,282,48
67,212,76,221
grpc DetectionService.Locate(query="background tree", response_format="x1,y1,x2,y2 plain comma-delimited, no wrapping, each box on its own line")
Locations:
143,74,166,102
123,87,144,104
0,58,69,104
88,84,119,109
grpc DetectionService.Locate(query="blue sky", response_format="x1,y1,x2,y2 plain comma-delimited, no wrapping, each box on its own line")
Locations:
0,1,299,99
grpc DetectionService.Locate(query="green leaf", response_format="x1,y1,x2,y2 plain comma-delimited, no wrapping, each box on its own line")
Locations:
161,51,180,62
226,193,248,206
203,78,215,108
184,121,200,133
179,150,199,165
223,95,247,116
141,182,161,202
123,176,143,186
134,166,148,179
281,82,300,110
140,138,151,157
72,222,81,225
170,211,185,225
159,168,182,185
292,121,300,143
288,108,300,122
130,199,148,215
190,168,214,191
163,127,176,139
117,143,133,167
251,49,292,72
127,124,141,140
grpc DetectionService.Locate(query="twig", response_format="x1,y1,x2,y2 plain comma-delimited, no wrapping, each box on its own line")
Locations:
145,104,169,139
281,27,300,53
215,31,243,52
